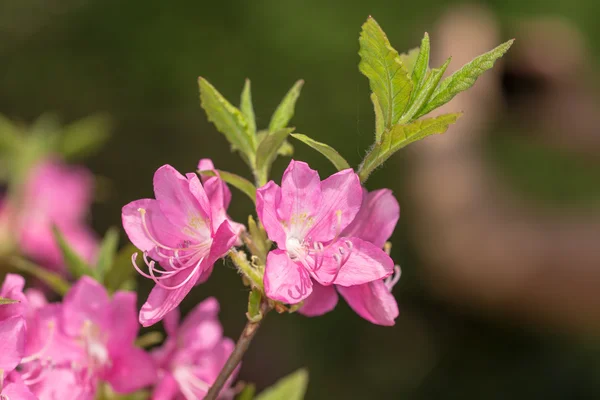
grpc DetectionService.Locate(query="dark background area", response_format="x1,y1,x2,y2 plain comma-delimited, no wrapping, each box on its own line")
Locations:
1,0,600,398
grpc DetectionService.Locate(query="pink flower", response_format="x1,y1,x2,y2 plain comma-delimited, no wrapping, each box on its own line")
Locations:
256,160,394,304
152,298,237,400
300,189,401,326
22,277,156,398
17,159,99,271
122,164,239,326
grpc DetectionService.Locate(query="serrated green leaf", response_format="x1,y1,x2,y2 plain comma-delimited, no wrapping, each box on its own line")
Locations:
358,113,461,182
0,297,18,305
371,93,385,144
59,115,111,160
359,17,413,129
398,47,420,76
11,256,70,296
95,227,120,281
104,243,138,293
53,225,94,280
255,369,309,400
416,39,514,118
290,134,350,171
400,57,451,123
411,33,430,89
237,384,256,400
241,79,256,136
269,80,304,132
198,169,256,203
198,77,256,164
246,288,263,322
255,128,294,186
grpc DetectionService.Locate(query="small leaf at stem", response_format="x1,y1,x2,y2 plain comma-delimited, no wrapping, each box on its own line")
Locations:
358,113,461,182
52,225,94,280
199,77,256,164
246,288,263,322
0,297,18,305
269,80,304,132
198,169,256,203
240,79,257,136
290,133,351,171
11,256,70,296
255,369,309,400
247,215,270,265
411,33,430,90
415,39,514,118
95,227,120,281
255,128,294,186
359,16,413,129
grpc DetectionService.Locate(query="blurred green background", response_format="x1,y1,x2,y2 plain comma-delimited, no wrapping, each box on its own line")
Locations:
2,0,600,398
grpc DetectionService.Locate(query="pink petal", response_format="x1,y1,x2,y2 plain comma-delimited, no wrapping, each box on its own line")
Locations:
106,346,157,394
2,378,38,400
179,297,223,352
139,271,200,327
264,250,313,304
107,291,139,352
62,276,110,336
279,161,322,235
28,366,95,400
198,158,232,208
0,316,26,371
201,221,238,271
341,189,400,248
0,274,27,321
153,165,210,234
152,372,179,400
163,308,181,337
337,280,399,326
122,198,182,253
256,181,287,248
308,168,362,243
312,237,394,287
298,282,338,317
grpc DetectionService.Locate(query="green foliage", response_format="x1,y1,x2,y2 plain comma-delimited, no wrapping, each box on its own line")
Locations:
269,80,304,132
0,296,18,305
398,47,420,76
53,225,95,280
198,169,256,203
241,79,257,136
237,384,256,400
104,243,139,293
255,369,309,400
59,115,112,161
247,215,270,265
247,288,263,322
290,133,350,171
255,128,295,186
358,113,461,182
95,227,120,281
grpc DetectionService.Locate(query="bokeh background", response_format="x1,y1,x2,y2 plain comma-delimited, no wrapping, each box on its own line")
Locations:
2,0,600,398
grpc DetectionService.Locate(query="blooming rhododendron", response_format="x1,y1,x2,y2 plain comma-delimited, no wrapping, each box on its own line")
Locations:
256,160,395,304
152,297,237,400
122,163,239,326
300,189,401,325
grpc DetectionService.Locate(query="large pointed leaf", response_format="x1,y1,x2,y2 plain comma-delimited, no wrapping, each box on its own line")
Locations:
255,128,294,185
255,369,309,400
95,227,120,281
411,33,430,89
290,134,350,171
240,79,257,136
269,80,304,132
198,77,257,163
416,39,514,118
358,113,461,182
358,17,413,129
53,226,94,279
198,169,256,203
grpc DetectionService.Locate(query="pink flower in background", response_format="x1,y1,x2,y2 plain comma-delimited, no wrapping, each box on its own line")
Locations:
300,189,401,326
122,164,239,326
152,297,237,400
256,160,394,304
17,159,99,271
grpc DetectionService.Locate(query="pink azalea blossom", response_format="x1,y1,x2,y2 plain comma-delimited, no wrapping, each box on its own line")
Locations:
256,160,395,305
122,163,238,326
152,297,237,400
17,159,99,271
21,277,156,399
300,189,401,326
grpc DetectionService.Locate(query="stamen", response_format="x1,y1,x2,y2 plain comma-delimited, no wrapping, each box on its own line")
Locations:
385,265,402,291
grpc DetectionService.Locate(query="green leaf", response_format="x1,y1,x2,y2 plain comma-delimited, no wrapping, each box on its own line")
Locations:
246,288,263,322
358,113,461,182
11,256,70,296
53,226,94,280
358,16,413,129
371,93,385,144
198,169,256,203
237,384,256,400
247,215,270,264
59,115,112,160
0,114,22,153
290,133,350,171
135,331,164,348
95,227,120,281
255,128,294,186
104,243,138,293
416,39,514,118
198,77,256,164
411,33,430,89
277,140,294,156
398,47,420,76
255,369,309,400
269,80,304,132
240,79,257,136
0,297,18,305
399,57,451,123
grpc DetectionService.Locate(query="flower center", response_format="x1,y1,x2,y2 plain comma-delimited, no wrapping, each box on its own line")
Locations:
286,237,305,260
81,320,110,371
